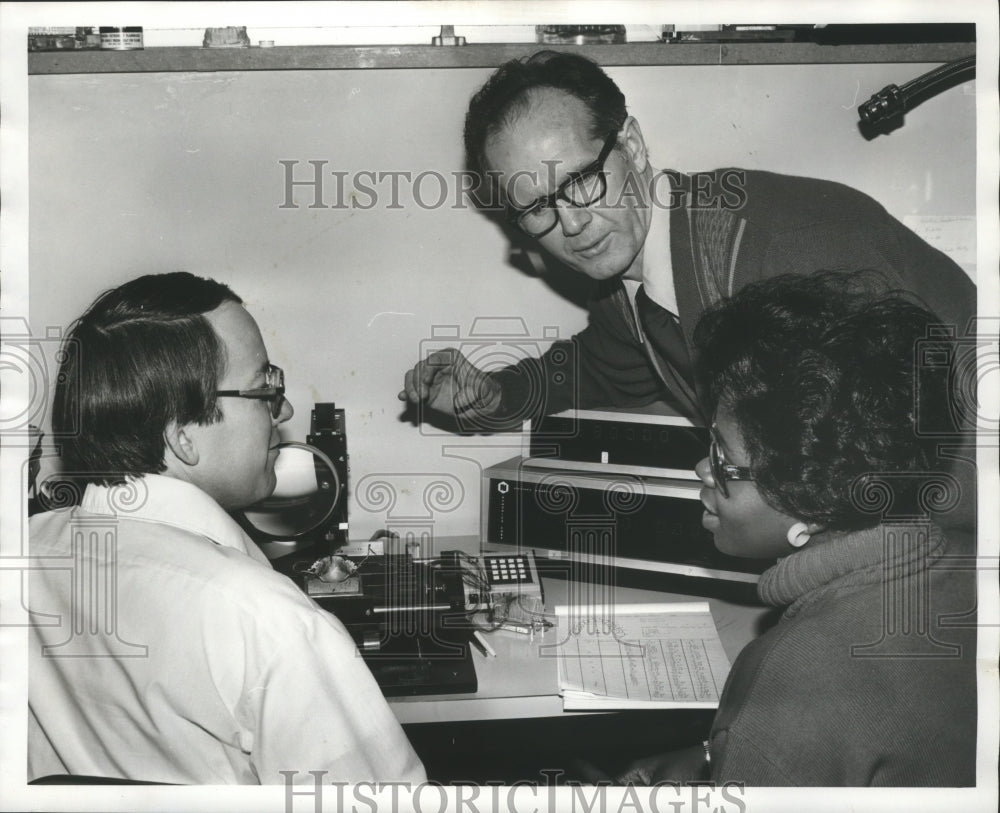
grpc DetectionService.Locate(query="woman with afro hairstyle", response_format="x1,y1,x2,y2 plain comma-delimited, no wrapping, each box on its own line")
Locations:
621,270,978,787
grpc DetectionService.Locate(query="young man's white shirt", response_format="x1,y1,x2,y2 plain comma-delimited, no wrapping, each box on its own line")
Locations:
28,474,426,784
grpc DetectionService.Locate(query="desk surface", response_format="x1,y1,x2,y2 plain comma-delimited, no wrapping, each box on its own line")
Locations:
389,539,771,725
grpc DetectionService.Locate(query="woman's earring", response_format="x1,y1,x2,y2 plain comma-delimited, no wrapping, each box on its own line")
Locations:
786,522,811,548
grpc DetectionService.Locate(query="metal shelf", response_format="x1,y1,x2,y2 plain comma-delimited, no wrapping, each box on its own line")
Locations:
28,41,976,75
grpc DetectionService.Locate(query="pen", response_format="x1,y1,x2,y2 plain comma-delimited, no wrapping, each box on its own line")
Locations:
473,630,496,658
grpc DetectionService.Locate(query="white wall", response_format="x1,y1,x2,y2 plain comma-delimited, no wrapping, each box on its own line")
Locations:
28,61,976,539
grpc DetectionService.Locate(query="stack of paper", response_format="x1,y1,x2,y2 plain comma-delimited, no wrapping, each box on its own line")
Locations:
552,602,731,710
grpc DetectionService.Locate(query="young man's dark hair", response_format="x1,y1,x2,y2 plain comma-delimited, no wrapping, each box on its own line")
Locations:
463,50,628,176
53,271,241,485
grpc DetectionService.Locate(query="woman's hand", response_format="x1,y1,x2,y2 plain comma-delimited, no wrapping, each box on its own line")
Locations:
615,744,709,785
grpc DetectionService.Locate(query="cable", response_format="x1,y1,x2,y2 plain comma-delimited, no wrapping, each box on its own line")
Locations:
858,55,975,128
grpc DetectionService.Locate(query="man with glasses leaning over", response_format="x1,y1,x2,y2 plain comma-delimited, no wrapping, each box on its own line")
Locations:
29,272,425,785
398,50,977,531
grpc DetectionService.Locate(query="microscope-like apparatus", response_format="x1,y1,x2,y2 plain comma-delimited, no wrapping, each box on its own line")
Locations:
240,403,545,696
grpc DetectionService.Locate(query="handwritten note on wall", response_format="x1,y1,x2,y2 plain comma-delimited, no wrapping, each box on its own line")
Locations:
903,215,977,270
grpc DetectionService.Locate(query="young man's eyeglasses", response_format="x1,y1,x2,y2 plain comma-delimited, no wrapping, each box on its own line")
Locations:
709,424,754,498
216,363,286,419
507,130,619,239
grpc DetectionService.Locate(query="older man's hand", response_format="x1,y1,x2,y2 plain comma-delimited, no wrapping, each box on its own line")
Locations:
398,347,502,420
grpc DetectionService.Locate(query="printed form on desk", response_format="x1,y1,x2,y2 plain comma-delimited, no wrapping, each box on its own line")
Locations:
553,603,731,710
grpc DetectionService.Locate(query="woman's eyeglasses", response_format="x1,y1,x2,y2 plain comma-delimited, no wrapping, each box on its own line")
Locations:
709,424,754,498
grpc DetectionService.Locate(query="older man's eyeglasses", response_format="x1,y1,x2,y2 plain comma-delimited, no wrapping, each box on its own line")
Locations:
507,130,619,239
709,424,755,498
216,363,286,419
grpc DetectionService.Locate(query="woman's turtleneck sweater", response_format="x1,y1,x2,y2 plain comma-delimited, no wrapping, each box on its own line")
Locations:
708,523,977,786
